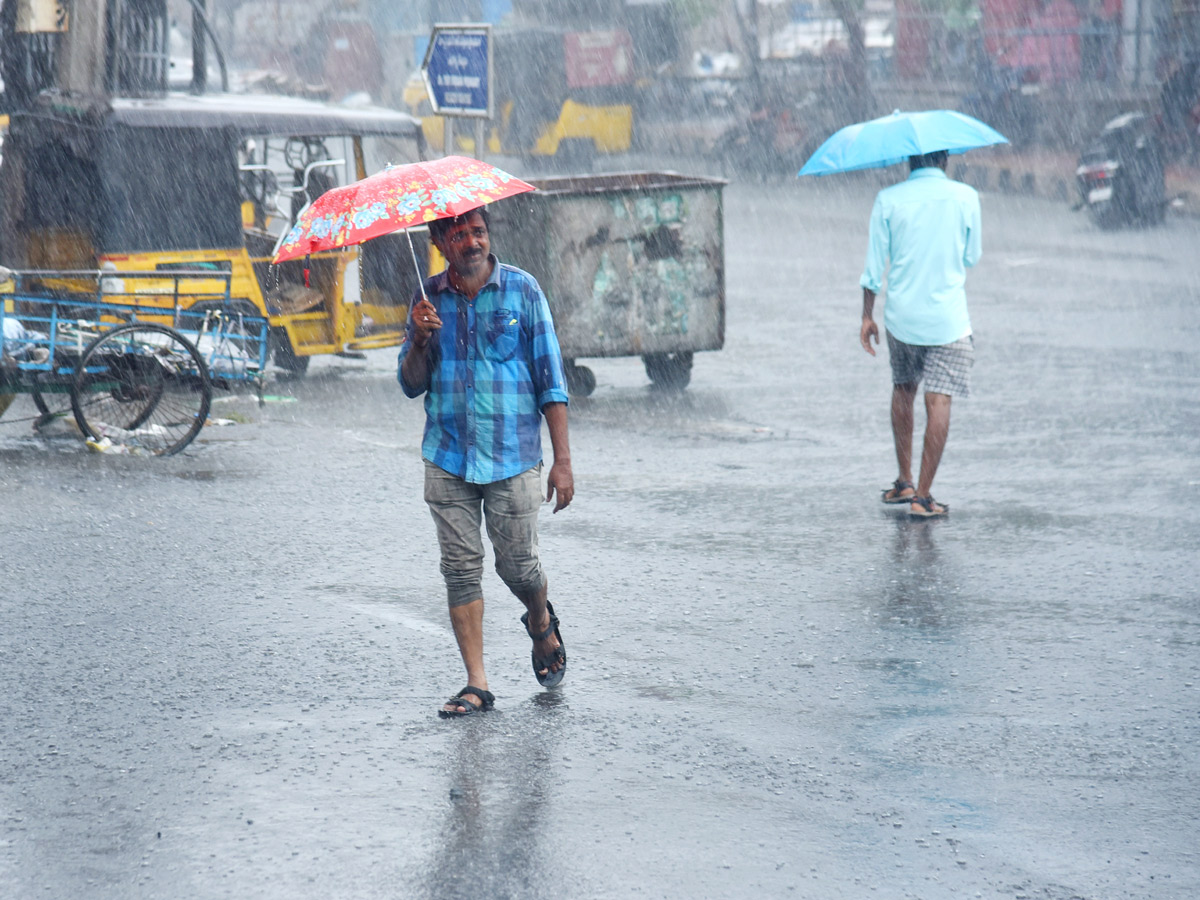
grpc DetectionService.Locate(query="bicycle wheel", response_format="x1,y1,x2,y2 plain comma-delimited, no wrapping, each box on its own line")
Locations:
72,323,212,456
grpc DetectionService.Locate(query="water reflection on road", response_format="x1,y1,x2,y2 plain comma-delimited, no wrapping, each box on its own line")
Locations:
415,693,566,900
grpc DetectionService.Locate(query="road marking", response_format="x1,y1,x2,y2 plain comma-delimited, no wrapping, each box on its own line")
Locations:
345,602,446,636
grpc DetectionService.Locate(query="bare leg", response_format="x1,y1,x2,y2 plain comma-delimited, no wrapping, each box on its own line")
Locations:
886,382,918,500
444,598,488,712
913,391,952,511
516,583,563,679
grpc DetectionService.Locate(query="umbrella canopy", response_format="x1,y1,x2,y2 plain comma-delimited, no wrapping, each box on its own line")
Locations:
798,109,1008,177
272,155,535,264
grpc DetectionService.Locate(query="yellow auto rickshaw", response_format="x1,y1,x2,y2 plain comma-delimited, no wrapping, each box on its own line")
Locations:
0,93,429,374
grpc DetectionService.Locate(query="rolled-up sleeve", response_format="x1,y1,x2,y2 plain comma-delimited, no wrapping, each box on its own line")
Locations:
526,282,569,409
859,195,889,292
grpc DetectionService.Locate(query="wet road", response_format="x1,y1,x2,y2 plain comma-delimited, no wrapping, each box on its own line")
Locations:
2,177,1198,899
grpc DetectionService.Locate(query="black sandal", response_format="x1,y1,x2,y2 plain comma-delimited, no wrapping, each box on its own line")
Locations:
882,479,916,504
909,496,949,519
438,686,495,718
520,601,567,688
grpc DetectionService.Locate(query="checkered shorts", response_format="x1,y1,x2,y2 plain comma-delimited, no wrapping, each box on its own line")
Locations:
886,332,974,397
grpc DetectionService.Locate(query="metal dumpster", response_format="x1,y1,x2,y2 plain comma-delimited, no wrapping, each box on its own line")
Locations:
488,172,725,395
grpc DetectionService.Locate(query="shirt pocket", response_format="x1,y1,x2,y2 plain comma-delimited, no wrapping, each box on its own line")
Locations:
484,308,520,362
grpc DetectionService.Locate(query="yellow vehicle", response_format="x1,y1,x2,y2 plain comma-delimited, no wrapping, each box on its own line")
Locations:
0,93,428,374
404,28,634,166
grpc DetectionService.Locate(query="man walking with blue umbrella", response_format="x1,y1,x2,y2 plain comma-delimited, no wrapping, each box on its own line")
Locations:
858,149,982,518
799,108,1001,517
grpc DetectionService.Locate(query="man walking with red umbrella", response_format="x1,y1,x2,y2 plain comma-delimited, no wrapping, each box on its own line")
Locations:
399,206,574,717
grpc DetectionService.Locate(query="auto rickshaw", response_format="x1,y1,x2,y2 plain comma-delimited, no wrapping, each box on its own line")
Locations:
0,93,429,374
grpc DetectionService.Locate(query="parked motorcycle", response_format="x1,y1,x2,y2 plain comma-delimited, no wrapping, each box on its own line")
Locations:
1075,112,1166,229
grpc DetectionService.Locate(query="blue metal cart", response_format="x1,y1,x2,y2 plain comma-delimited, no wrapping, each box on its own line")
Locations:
1,269,269,455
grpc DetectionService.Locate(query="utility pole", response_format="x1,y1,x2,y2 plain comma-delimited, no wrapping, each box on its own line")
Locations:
55,0,110,105
193,0,207,93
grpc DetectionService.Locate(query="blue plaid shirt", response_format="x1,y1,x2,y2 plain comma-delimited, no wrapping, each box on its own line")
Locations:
397,256,569,484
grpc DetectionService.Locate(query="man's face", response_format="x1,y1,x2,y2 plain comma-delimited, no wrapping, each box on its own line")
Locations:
435,212,490,279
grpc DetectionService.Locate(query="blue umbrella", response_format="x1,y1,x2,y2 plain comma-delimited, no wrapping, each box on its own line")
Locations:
798,109,1008,177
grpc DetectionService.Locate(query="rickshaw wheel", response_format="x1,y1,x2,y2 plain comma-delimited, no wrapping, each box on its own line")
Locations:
30,373,74,423
71,323,213,456
271,332,310,376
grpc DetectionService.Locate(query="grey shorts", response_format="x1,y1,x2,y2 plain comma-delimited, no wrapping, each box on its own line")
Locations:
424,460,547,608
886,332,975,398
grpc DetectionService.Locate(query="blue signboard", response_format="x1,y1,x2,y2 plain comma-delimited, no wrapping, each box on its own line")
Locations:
422,25,492,118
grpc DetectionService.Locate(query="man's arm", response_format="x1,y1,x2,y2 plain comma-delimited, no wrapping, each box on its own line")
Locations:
542,401,573,513
522,275,572,510
860,196,888,295
859,196,887,357
398,297,441,396
400,339,431,394
860,287,879,356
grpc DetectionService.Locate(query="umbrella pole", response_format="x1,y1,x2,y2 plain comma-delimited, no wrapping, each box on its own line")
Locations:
405,229,429,304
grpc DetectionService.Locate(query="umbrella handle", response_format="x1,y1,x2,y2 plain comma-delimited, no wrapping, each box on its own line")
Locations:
270,198,312,264
406,229,428,304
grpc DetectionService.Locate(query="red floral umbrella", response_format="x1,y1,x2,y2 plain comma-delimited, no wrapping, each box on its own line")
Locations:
272,155,535,266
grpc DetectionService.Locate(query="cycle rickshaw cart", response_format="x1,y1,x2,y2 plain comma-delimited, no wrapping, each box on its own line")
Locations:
1,267,269,455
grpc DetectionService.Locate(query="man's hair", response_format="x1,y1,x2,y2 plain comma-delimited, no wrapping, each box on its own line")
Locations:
428,206,491,242
909,150,949,172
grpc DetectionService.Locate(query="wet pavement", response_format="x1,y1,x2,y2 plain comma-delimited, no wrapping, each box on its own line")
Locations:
2,176,1198,899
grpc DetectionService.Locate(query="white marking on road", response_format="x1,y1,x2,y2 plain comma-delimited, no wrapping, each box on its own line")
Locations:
341,431,408,451
345,602,446,636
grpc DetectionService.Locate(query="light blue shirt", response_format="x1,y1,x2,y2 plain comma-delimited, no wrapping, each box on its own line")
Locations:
859,167,982,346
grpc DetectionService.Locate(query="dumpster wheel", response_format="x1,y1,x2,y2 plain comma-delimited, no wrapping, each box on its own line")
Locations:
643,352,692,392
564,362,596,398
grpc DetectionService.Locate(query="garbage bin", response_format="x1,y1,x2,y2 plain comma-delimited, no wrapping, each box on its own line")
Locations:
489,171,726,395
